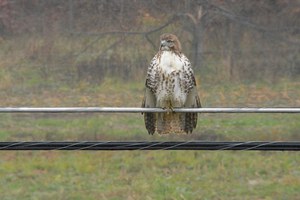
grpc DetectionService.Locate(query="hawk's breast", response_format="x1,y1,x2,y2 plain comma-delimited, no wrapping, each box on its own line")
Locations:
156,51,187,107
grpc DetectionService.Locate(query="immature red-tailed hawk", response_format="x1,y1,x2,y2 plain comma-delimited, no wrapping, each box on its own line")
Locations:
142,33,201,134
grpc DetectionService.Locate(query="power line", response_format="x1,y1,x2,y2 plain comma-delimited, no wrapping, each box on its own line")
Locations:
0,107,299,113
0,141,299,151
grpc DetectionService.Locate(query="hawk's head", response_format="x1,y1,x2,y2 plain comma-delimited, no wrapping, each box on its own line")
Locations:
159,33,182,53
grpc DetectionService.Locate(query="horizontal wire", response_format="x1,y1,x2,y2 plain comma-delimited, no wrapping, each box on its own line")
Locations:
0,107,299,113
0,141,299,151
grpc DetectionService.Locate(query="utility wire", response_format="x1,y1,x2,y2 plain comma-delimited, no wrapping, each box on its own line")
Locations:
0,107,299,113
0,141,299,151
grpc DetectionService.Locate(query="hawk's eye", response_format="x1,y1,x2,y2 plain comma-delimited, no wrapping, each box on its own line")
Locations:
167,40,172,43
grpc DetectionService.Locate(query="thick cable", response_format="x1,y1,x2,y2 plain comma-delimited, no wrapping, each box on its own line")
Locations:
0,141,299,151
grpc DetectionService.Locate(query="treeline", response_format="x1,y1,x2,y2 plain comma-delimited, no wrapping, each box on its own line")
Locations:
1,0,299,83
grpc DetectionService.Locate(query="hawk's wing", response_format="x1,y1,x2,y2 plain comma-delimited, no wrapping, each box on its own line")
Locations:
182,56,201,132
142,87,156,134
142,55,159,135
184,87,201,132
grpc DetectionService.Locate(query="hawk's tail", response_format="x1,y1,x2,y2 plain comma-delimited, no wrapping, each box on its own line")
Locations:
157,112,196,134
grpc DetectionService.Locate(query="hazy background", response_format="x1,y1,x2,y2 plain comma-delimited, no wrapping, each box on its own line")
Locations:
1,0,299,87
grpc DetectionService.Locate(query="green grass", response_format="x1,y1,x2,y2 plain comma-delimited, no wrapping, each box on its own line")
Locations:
0,151,299,199
1,112,299,142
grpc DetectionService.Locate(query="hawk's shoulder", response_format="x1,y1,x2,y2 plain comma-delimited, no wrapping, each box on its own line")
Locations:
145,53,161,93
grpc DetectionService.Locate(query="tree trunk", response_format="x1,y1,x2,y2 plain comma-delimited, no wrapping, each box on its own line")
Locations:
188,4,207,71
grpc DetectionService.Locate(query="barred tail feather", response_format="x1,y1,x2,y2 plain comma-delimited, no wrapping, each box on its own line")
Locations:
144,113,156,135
157,113,186,134
184,113,197,133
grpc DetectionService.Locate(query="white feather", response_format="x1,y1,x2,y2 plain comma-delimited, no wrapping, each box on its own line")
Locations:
159,51,183,72
156,51,187,108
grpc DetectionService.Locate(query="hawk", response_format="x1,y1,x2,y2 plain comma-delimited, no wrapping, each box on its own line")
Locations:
142,33,201,134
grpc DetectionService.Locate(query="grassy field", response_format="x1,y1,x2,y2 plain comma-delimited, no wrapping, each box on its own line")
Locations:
1,151,299,199
0,77,300,199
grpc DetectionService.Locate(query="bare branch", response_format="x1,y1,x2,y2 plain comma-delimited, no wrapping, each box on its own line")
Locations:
70,15,179,37
208,2,300,33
